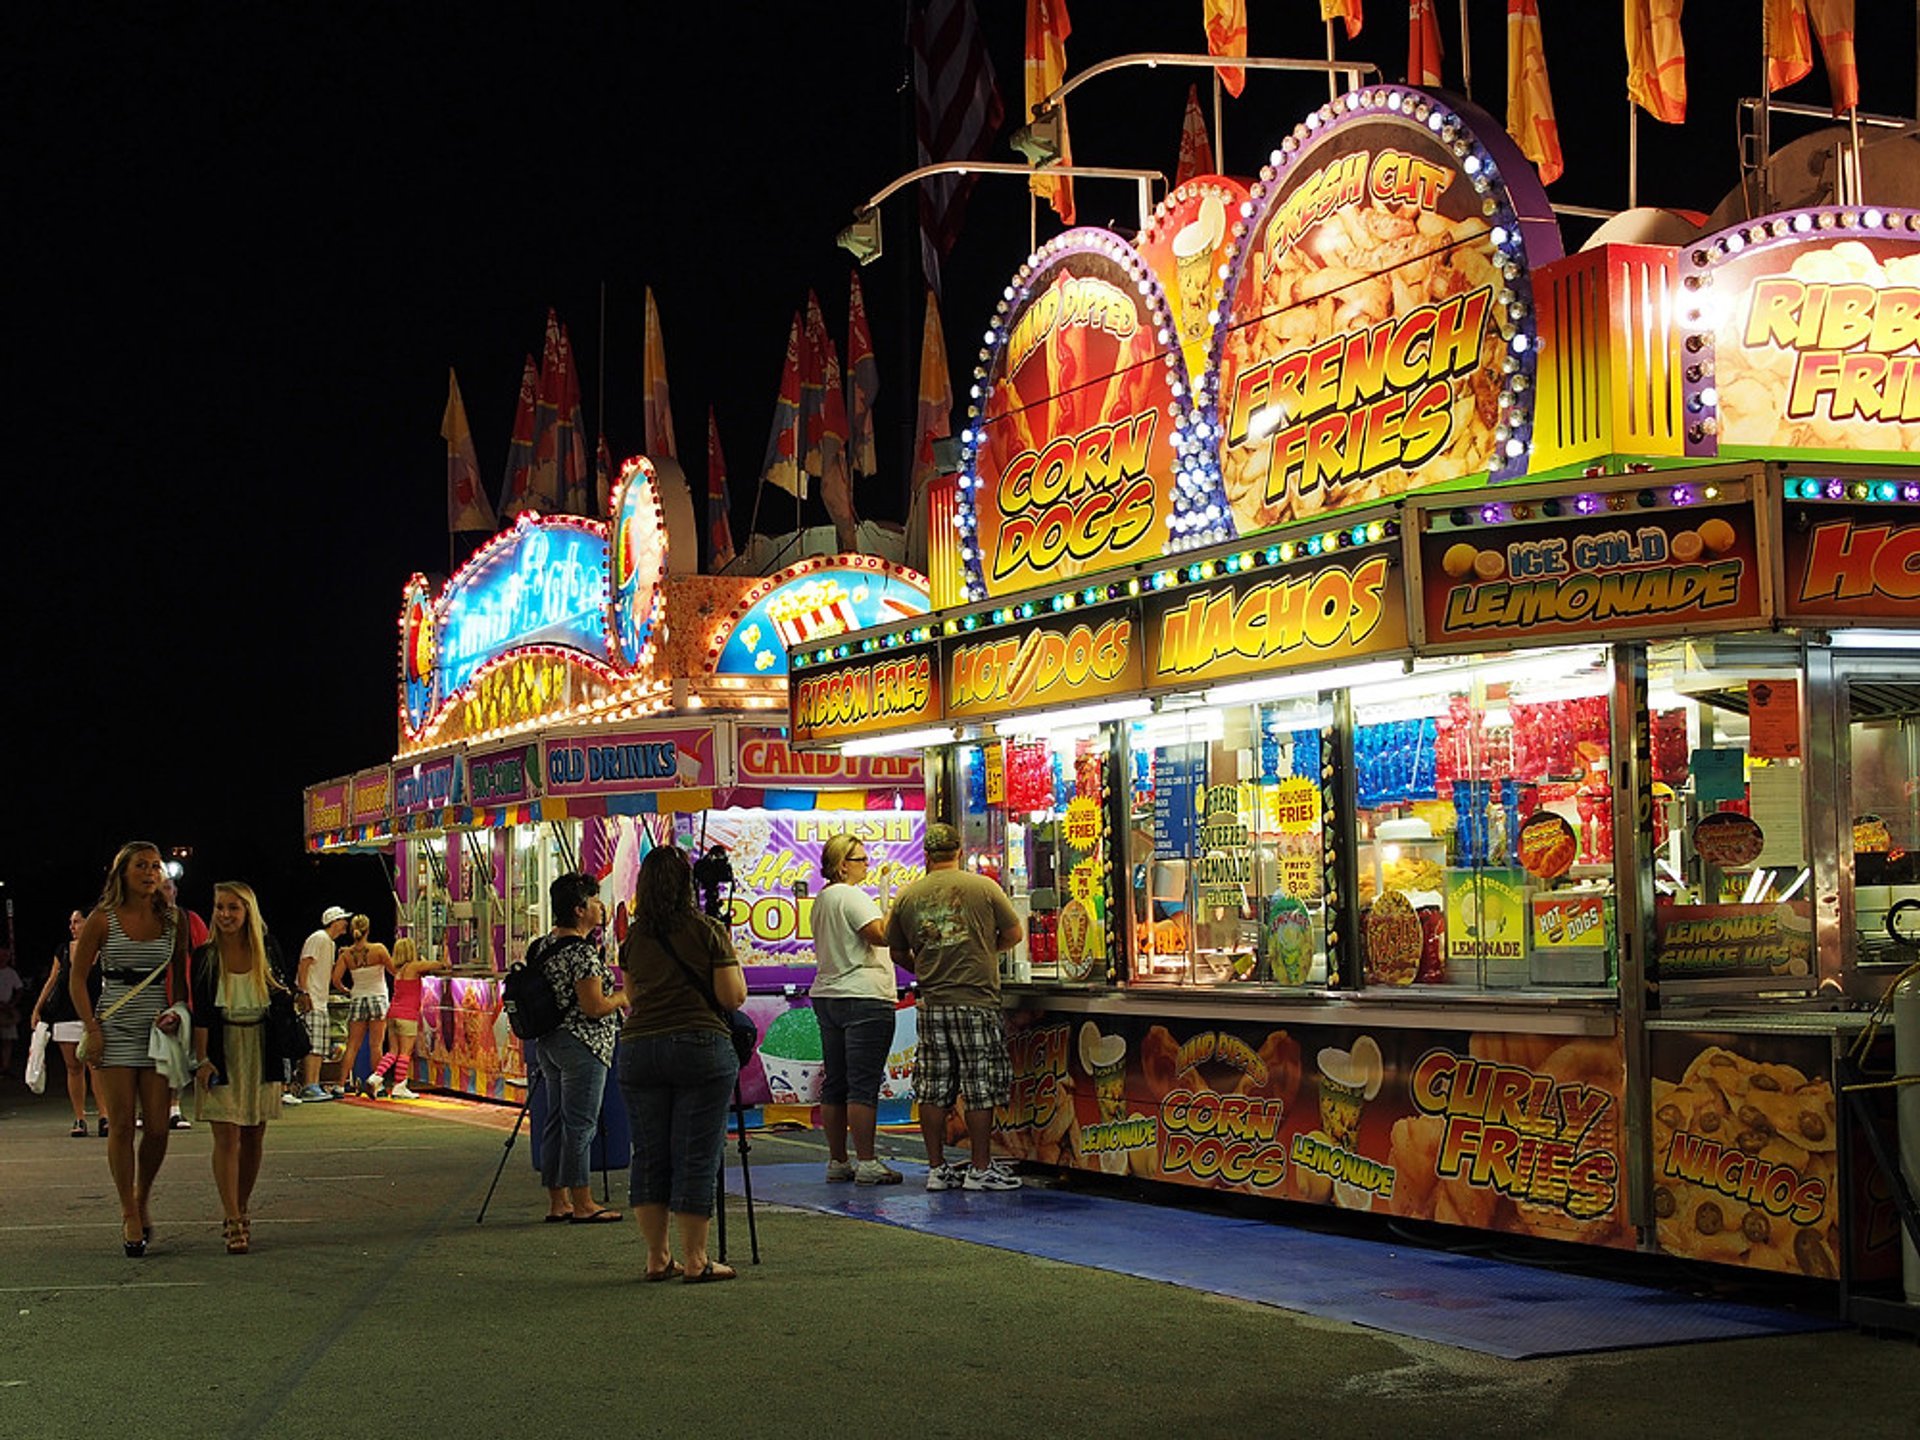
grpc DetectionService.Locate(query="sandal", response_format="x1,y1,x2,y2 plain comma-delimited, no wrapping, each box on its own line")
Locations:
568,1208,624,1224
224,1218,249,1255
682,1261,737,1284
71,1120,89,1138
643,1260,684,1282
543,1213,573,1224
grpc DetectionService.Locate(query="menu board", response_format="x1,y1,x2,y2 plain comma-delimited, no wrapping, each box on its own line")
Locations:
1152,743,1206,857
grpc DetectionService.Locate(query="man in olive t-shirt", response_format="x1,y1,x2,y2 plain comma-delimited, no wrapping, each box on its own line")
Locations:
886,822,1023,1192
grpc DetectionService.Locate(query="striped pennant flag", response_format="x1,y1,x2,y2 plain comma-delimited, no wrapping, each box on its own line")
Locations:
1769,0,1857,115
498,354,540,519
527,310,564,513
911,0,1005,295
1175,83,1211,187
707,407,736,570
558,323,591,514
643,287,677,461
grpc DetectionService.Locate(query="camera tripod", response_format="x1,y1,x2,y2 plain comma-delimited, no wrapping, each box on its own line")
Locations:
714,1074,760,1265
474,1066,615,1224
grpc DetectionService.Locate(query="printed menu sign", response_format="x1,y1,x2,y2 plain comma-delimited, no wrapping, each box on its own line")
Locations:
1655,902,1813,981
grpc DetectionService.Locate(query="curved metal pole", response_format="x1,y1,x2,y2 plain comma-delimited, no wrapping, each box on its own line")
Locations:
855,161,1166,230
1040,51,1379,112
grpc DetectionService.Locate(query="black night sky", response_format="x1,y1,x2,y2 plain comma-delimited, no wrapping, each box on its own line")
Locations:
6,2,1909,974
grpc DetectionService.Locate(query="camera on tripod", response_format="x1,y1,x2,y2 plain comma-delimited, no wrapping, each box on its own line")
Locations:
692,843,734,919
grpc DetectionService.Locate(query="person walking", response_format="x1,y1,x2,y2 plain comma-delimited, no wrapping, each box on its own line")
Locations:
812,833,902,1185
294,907,349,1101
332,915,392,1095
367,937,447,1099
28,910,103,1135
616,846,747,1283
0,953,22,1077
70,842,192,1256
532,873,625,1223
158,874,207,1131
189,883,298,1255
885,822,1024,1193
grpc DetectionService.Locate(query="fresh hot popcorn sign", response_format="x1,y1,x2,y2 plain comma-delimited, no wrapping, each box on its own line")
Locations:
1211,88,1557,535
1681,209,1920,462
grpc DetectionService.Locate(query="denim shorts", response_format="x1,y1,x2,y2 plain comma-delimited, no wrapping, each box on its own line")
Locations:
814,997,898,1107
617,1029,739,1215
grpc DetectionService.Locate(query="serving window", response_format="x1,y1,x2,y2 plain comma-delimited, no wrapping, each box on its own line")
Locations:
1125,697,1331,989
1351,647,1618,993
1845,663,1920,970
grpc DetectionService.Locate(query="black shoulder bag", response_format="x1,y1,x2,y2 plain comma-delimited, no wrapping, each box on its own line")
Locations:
659,922,758,1065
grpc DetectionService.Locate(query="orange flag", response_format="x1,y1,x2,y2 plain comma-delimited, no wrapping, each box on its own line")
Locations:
1175,84,1211,186
1770,0,1858,115
443,368,497,534
1625,0,1687,124
1507,0,1563,186
1025,0,1074,224
642,287,677,462
1321,1,1363,41
1204,0,1247,97
1409,0,1445,87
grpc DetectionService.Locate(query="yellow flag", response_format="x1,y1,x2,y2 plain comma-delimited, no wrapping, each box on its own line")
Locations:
1320,1,1362,41
1507,0,1563,186
1624,0,1687,123
1025,0,1074,224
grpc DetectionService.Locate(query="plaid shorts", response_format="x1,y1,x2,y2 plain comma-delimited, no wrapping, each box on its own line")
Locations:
304,1007,331,1054
346,993,389,1023
912,1005,1012,1110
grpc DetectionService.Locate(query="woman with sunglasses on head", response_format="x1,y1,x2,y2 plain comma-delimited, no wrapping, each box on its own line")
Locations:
189,883,299,1254
812,833,902,1185
70,842,191,1257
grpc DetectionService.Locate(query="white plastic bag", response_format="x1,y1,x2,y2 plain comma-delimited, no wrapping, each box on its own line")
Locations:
25,1021,51,1094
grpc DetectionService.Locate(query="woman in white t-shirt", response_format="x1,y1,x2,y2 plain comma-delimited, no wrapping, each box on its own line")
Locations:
811,833,902,1186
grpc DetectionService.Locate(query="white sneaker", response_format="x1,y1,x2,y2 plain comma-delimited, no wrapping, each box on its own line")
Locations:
366,1075,387,1098
925,1163,965,1192
963,1165,1022,1192
281,1092,303,1106
855,1159,904,1186
824,1158,858,1183
390,1082,419,1100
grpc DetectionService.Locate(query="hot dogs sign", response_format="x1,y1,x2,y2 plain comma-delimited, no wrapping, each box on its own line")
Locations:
951,89,1558,606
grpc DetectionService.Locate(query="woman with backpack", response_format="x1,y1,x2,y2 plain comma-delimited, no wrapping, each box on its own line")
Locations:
616,845,747,1283
533,872,626,1223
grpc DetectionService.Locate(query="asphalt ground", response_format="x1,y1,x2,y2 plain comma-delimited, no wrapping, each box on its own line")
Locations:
1,1076,1914,1440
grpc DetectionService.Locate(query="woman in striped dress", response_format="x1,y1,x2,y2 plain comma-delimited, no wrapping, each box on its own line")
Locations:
71,842,190,1257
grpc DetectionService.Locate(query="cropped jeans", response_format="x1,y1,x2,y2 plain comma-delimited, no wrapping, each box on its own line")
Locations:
534,1028,608,1191
618,1029,739,1216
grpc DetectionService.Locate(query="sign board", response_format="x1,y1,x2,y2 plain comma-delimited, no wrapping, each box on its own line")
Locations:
1416,492,1768,649
734,727,923,788
349,767,392,828
945,603,1142,721
712,556,930,676
1211,86,1558,537
1775,491,1920,627
393,754,461,817
1680,209,1920,463
790,646,941,746
304,780,349,839
465,742,542,806
544,726,719,797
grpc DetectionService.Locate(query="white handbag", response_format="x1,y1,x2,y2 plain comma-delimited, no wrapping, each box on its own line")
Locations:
25,1021,51,1093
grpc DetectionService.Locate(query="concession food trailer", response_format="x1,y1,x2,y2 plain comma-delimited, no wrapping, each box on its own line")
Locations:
787,84,1919,1296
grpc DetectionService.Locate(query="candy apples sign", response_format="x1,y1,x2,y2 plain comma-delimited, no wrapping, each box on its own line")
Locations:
1211,88,1559,536
959,231,1219,601
1680,210,1920,462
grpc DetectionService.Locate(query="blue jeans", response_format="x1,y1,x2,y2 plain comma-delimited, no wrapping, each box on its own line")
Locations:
618,1029,739,1216
534,1029,608,1191
814,997,897,1107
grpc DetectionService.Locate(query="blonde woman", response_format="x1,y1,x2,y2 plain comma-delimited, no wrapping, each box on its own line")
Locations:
332,915,393,1095
189,883,299,1254
813,832,902,1185
366,937,449,1098
70,842,190,1257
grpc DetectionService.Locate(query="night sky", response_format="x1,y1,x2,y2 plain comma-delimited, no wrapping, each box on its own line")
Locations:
6,2,1909,974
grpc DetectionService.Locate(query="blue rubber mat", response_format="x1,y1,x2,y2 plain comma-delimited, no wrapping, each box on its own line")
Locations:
747,1162,1841,1359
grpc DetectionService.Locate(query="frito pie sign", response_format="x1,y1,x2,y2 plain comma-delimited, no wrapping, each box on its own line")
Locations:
1681,210,1920,462
1145,548,1407,685
790,646,939,745
964,234,1187,600
1777,498,1920,626
1212,87,1557,537
946,605,1140,720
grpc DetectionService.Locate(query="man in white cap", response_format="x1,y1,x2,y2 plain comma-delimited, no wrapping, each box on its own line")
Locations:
294,907,351,1101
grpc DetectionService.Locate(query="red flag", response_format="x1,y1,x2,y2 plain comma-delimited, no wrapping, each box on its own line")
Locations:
707,407,736,570
1625,0,1688,124
759,312,806,499
498,354,540,519
443,368,497,534
912,0,1005,295
527,310,564,513
1321,1,1363,41
1175,84,1211,187
558,323,591,514
594,434,614,519
1773,0,1858,115
800,291,830,478
1409,0,1445,86
1204,1,1247,97
643,287,677,461
806,299,858,551
1507,0,1563,186
848,271,880,477
1025,0,1074,225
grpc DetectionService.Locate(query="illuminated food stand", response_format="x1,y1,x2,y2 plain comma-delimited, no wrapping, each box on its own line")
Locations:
306,458,930,1105
788,84,1918,1297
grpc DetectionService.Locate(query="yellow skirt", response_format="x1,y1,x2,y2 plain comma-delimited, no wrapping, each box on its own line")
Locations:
194,1018,283,1126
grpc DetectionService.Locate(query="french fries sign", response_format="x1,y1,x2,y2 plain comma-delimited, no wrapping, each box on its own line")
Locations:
1212,87,1555,536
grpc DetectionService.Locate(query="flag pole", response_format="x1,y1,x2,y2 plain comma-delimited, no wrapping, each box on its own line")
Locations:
596,281,607,512
1324,22,1338,103
1456,0,1473,100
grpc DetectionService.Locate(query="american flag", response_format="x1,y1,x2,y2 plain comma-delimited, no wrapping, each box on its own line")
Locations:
498,353,540,519
912,0,1004,296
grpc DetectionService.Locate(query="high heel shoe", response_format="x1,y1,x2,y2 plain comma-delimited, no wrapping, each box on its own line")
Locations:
223,1219,249,1255
122,1222,147,1259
